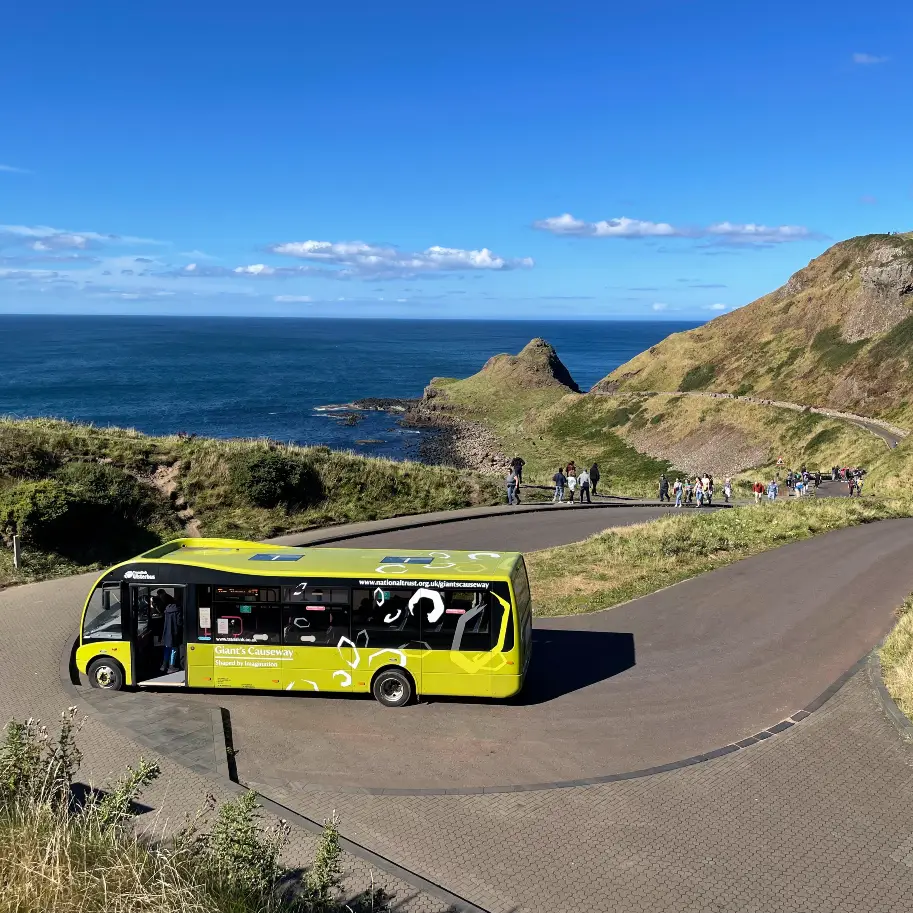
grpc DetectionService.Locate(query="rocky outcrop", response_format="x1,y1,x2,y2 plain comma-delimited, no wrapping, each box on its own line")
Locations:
478,338,580,392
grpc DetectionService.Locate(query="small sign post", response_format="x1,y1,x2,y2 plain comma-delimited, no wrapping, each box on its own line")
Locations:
12,535,21,570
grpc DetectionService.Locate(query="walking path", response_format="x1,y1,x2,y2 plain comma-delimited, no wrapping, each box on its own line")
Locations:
3,500,913,911
596,389,909,448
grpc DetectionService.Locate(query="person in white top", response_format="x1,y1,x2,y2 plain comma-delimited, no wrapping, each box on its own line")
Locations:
566,471,578,503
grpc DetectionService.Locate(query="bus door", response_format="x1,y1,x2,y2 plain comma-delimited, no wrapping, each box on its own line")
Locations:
280,584,353,693
417,587,495,697
129,584,187,686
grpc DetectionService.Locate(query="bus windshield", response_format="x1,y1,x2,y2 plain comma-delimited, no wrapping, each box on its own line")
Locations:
83,585,123,640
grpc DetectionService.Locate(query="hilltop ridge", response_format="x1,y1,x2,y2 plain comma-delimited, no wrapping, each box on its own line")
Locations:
474,337,581,393
596,232,913,425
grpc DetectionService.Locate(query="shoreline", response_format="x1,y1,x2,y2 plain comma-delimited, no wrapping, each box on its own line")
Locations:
316,394,512,476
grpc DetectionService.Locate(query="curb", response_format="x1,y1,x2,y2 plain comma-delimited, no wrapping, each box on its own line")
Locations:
867,651,913,738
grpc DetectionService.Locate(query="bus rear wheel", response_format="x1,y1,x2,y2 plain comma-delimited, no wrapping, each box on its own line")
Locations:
372,668,413,708
87,657,125,691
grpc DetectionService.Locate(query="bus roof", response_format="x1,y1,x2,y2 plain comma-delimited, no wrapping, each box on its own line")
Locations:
130,537,522,580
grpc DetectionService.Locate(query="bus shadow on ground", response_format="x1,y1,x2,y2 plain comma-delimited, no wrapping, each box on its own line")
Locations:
515,629,635,705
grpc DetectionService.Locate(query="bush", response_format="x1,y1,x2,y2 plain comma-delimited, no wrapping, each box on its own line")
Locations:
0,468,179,562
56,462,168,527
0,429,62,479
0,710,365,913
228,450,323,509
810,325,868,370
0,480,81,549
678,364,716,392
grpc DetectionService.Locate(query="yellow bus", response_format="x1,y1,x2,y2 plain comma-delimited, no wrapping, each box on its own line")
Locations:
75,538,533,707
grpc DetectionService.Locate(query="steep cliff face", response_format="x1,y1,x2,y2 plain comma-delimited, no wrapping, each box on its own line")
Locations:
595,233,913,422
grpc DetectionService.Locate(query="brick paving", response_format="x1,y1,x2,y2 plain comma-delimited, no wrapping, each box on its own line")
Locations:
249,670,913,913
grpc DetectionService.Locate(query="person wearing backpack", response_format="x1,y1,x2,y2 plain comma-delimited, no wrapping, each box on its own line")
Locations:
552,466,567,503
673,477,683,507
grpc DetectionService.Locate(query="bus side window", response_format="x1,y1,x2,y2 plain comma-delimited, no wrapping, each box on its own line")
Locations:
83,584,124,640
211,587,282,644
282,604,350,646
197,585,213,640
351,588,419,647
421,591,492,651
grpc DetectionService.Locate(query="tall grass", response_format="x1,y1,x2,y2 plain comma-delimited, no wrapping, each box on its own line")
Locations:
526,496,912,616
0,417,500,587
0,710,385,913
880,596,913,721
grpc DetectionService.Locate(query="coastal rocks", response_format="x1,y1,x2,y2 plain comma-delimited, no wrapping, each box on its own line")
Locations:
418,419,511,475
400,399,510,475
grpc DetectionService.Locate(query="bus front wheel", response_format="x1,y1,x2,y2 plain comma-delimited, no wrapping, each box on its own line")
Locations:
372,668,413,708
87,657,125,691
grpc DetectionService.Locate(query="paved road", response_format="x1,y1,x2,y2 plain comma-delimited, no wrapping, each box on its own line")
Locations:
306,504,678,551
4,500,913,911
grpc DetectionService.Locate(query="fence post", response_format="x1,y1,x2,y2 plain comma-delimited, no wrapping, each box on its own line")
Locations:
12,535,21,570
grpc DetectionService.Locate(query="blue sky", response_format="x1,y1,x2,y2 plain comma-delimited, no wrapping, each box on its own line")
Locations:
1,0,910,319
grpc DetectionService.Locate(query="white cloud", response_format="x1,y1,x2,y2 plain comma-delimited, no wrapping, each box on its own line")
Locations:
705,222,814,244
651,302,668,311
0,224,164,249
534,214,817,246
0,268,60,280
233,264,275,276
705,303,728,311
267,239,534,279
274,294,313,302
534,213,683,238
0,164,30,174
853,53,889,65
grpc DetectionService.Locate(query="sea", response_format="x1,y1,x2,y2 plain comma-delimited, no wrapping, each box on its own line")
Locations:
0,316,699,461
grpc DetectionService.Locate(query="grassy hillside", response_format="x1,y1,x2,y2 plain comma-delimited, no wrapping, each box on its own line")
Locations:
866,434,913,496
597,232,913,425
601,392,885,480
426,344,682,494
426,339,886,495
0,417,499,586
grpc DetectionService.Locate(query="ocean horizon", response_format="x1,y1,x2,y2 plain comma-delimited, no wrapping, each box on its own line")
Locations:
0,315,700,460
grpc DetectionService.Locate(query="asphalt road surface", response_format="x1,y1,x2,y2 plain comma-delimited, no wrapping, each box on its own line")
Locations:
171,510,913,789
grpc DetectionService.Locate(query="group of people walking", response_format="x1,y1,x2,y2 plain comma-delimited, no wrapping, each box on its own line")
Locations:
503,457,604,505
664,473,731,507
551,461,601,503
504,456,603,505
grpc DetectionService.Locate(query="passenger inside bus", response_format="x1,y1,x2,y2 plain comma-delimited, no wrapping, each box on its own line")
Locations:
160,588,183,673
